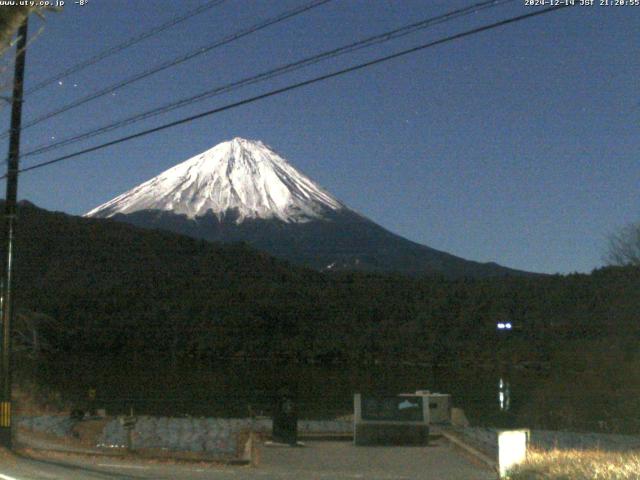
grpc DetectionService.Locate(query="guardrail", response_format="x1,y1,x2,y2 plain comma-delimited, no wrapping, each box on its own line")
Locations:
458,426,640,452
445,425,640,478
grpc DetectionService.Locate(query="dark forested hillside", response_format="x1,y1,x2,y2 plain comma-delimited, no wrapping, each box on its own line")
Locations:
4,202,640,431
5,201,640,367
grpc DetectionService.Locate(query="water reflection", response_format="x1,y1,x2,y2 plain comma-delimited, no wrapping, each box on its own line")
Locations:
499,377,511,412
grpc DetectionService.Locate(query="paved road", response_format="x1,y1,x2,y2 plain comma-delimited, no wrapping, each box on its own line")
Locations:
258,438,496,480
0,438,495,479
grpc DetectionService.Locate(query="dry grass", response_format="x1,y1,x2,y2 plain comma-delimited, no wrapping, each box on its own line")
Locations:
13,381,71,415
508,448,640,480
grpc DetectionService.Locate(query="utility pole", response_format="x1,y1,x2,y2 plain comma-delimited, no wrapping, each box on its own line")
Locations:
0,18,28,450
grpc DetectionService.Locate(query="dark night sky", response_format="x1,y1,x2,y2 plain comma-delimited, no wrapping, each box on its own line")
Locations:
1,0,638,274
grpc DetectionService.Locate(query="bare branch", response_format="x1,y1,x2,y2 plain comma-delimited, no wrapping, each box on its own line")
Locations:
606,222,640,266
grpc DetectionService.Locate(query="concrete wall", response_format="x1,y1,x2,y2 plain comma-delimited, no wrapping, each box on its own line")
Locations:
530,429,640,451
458,426,640,453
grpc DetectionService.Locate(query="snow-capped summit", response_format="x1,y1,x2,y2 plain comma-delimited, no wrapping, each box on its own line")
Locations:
86,137,344,223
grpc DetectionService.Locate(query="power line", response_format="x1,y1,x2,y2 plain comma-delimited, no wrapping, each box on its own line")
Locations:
21,0,516,160
0,0,333,140
3,5,571,180
23,0,228,97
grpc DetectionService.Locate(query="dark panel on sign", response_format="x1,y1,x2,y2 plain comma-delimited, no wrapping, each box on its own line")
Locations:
361,396,423,422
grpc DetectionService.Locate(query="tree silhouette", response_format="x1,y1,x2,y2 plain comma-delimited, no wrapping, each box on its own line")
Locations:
606,222,640,266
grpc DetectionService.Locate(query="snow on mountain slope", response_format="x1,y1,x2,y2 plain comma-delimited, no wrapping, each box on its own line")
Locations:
86,138,344,223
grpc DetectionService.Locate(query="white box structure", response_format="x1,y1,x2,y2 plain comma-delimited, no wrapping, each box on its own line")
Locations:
401,390,452,424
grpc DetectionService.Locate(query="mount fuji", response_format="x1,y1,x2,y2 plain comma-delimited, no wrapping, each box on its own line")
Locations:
86,137,527,277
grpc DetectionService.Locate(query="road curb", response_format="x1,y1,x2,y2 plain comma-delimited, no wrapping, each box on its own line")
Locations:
440,429,497,473
15,445,246,466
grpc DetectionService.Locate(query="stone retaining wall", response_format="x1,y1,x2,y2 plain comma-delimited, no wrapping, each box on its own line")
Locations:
101,417,352,452
17,415,352,455
16,415,76,438
100,417,250,453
